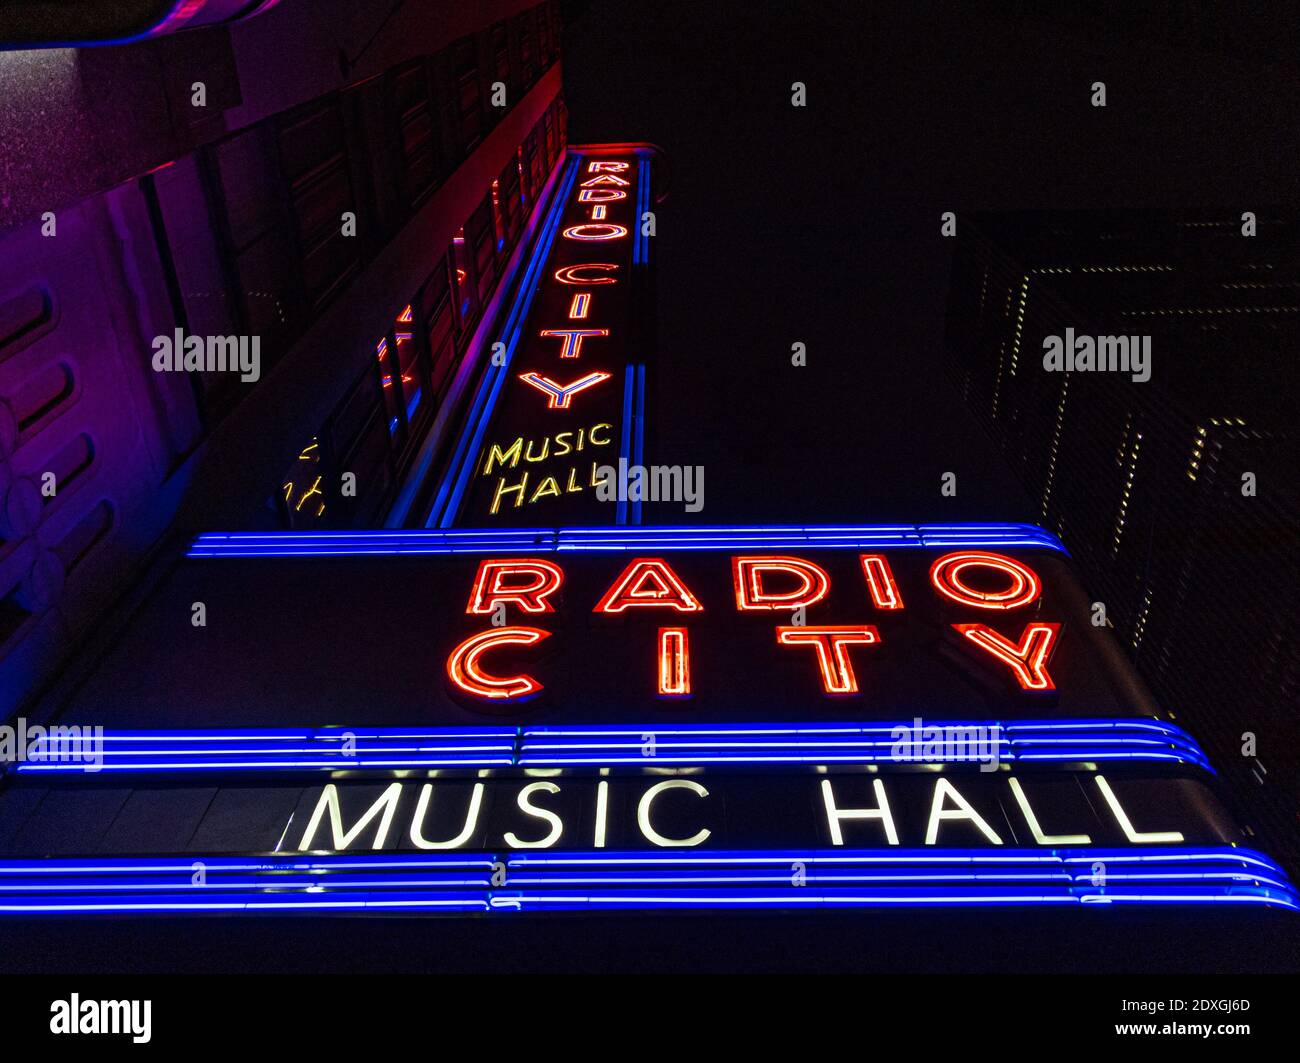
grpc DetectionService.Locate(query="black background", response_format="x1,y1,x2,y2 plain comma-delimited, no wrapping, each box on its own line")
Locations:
562,0,1300,525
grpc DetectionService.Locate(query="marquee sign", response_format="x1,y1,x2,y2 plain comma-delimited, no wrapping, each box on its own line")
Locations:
0,524,1294,914
429,149,653,528
0,152,1291,917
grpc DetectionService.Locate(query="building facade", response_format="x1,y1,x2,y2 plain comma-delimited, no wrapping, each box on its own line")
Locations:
0,0,565,714
944,210,1300,873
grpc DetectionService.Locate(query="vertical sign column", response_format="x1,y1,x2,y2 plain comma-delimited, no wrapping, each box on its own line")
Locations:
457,154,644,525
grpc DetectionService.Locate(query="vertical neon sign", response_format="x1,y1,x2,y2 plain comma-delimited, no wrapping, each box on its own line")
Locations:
456,152,647,525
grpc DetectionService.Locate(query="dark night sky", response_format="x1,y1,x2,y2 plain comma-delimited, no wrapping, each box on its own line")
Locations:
561,1,1300,524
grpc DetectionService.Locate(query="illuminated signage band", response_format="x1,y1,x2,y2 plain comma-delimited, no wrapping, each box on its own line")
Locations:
4,523,1293,915
281,770,1214,852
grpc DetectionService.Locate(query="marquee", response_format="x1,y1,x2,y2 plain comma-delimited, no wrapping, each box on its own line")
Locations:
0,523,1293,915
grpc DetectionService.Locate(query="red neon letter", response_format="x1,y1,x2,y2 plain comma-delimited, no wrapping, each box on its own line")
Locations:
859,554,905,610
776,625,880,694
554,263,619,285
594,559,704,614
539,327,608,358
929,551,1042,610
580,174,630,187
578,188,627,203
519,371,611,409
446,626,550,700
588,161,629,172
658,627,691,696
568,293,591,319
953,623,1060,690
467,559,564,615
732,556,830,611
563,223,628,241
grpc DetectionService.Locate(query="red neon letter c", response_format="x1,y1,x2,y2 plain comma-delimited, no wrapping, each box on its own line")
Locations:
446,627,550,701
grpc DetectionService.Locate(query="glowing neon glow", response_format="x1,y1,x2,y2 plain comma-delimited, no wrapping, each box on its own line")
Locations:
568,292,592,319
553,263,619,284
538,327,609,358
1094,775,1185,843
1,849,1287,914
503,782,565,848
15,718,1214,774
518,371,612,409
445,626,551,700
578,189,627,203
588,161,630,172
924,778,1003,845
638,780,711,847
821,778,900,845
466,559,564,614
190,523,1069,559
776,625,881,694
410,783,486,849
593,559,704,614
930,551,1043,610
563,223,629,241
954,622,1060,690
859,554,905,610
732,556,831,611
580,175,631,187
657,627,691,696
591,205,608,220
1007,777,1092,844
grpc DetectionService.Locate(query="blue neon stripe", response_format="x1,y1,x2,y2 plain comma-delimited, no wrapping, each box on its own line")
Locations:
633,158,651,265
425,157,580,528
12,718,1211,775
188,522,1068,558
615,368,634,525
437,157,581,526
0,848,1291,915
631,363,646,524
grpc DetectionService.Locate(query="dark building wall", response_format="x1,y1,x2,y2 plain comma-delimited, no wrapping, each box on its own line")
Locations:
943,210,1300,871
0,0,554,234
0,2,567,716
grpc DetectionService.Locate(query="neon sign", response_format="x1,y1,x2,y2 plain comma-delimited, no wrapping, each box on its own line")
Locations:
448,152,649,525
281,770,1193,853
2,523,1290,916
444,549,1058,705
